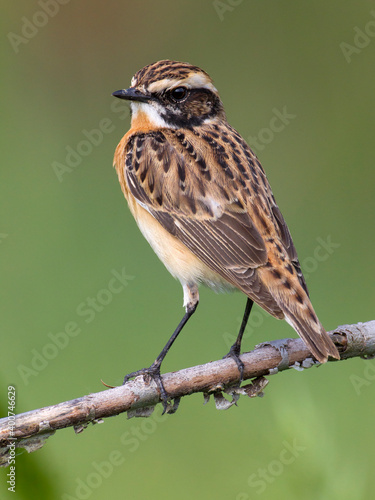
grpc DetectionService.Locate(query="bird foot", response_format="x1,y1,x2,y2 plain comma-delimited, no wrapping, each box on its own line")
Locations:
223,346,245,383
123,364,170,414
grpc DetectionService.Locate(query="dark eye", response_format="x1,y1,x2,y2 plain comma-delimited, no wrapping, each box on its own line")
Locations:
170,87,188,101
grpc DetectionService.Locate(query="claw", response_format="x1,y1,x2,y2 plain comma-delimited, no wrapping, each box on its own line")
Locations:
122,365,170,413
223,347,245,383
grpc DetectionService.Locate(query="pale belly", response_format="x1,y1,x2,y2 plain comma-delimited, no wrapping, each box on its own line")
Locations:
131,199,235,294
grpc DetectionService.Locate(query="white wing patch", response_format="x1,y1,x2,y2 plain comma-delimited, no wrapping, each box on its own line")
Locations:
203,197,224,219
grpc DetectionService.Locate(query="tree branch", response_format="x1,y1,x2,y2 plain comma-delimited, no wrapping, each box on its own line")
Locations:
1,320,374,466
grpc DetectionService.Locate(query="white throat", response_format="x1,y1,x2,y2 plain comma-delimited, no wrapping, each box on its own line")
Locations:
131,102,174,129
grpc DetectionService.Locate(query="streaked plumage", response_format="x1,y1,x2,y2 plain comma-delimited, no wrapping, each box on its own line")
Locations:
113,60,339,407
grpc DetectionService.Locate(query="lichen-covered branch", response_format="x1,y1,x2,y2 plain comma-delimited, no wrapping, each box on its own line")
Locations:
1,320,374,466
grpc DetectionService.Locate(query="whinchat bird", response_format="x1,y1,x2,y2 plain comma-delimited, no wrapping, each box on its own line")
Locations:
113,60,339,408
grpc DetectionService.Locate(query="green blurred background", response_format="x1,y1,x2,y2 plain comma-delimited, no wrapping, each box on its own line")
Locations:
2,1,375,498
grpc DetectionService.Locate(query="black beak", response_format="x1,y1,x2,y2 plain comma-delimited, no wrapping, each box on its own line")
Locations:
112,88,151,103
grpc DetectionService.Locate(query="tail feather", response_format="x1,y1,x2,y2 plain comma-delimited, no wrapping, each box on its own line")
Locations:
256,266,340,363
284,311,340,363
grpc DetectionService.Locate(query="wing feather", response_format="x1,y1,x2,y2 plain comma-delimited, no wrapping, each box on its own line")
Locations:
124,130,268,274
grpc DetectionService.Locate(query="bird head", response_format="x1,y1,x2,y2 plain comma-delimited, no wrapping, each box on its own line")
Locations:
112,60,226,128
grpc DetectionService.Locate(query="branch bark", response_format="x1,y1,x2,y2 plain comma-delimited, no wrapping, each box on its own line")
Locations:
1,320,374,466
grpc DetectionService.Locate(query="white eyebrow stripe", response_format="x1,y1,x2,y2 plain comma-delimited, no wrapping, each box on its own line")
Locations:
147,75,217,94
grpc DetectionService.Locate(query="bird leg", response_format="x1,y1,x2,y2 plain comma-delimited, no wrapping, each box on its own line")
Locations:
224,298,254,382
123,301,198,414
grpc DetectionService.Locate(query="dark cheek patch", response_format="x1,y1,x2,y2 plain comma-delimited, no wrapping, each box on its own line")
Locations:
159,88,222,128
